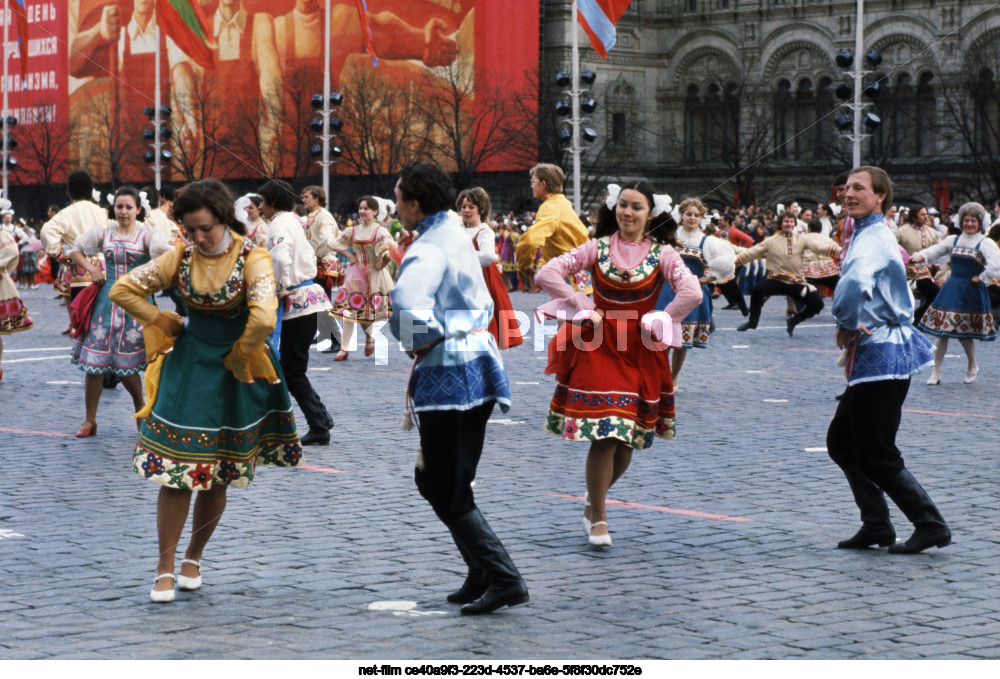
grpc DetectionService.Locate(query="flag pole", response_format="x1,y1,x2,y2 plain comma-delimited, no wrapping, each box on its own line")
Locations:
322,0,331,198
570,0,581,213
2,0,9,199
154,24,163,190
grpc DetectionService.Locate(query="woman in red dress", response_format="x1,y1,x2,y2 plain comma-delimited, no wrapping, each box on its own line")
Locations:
535,181,702,547
457,188,523,350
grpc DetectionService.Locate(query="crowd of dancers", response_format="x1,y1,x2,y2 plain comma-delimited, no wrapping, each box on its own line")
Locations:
1,160,996,612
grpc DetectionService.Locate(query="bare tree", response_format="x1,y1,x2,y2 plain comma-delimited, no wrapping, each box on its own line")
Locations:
335,61,433,193
15,105,72,188
168,68,234,182
74,87,143,185
415,58,538,188
940,44,1000,204
276,65,323,183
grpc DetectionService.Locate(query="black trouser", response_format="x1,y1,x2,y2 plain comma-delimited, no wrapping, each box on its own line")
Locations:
988,284,1000,310
807,275,840,295
749,278,824,322
279,313,330,431
914,278,939,322
827,379,909,485
717,274,748,314
415,402,494,524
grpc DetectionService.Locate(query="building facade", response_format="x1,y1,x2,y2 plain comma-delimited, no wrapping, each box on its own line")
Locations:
542,0,1000,211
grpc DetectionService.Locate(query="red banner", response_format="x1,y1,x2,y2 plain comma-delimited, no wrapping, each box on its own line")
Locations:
57,0,539,184
4,1,67,183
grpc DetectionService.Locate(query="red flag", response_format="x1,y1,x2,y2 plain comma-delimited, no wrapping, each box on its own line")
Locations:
354,0,378,66
7,0,29,82
157,0,217,70
577,0,634,60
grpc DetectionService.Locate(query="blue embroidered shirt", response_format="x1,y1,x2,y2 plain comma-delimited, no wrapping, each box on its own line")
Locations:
389,211,512,412
833,212,934,386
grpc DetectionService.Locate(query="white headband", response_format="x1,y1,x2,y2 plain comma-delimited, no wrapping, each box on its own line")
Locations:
605,184,673,218
138,191,153,215
0,198,11,212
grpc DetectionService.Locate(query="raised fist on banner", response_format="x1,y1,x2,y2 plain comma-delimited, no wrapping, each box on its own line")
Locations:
99,4,121,43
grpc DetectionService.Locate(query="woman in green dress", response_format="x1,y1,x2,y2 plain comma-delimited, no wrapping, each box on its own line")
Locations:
110,180,301,603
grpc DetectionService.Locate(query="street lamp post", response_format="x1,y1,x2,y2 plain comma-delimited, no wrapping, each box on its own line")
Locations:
852,0,864,167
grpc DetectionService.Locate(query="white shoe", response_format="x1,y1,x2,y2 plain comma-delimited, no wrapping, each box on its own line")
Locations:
177,558,202,591
582,492,591,536
150,574,175,603
964,366,979,384
926,372,940,385
588,521,612,547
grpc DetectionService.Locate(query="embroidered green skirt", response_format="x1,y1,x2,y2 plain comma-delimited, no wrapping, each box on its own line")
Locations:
133,311,301,490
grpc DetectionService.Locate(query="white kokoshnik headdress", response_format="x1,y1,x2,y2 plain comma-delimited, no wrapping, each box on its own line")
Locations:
374,197,396,223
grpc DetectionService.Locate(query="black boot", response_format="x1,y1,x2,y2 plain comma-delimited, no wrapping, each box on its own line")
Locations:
299,427,330,446
837,464,895,549
448,509,528,615
879,469,951,554
320,333,342,354
737,317,758,332
786,311,808,337
446,533,488,604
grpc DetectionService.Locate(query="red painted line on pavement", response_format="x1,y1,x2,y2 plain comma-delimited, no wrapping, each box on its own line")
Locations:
785,348,842,354
547,493,752,523
903,408,997,420
0,426,76,439
299,464,348,474
373,371,407,376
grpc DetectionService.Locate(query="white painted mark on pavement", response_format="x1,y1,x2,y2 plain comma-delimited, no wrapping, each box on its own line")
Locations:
515,381,539,385
745,370,763,374
0,529,25,540
804,447,828,452
310,367,332,371
763,399,788,403
6,356,68,364
368,601,446,617
944,354,960,358
4,347,68,353
46,381,83,385
488,419,525,425
731,345,749,349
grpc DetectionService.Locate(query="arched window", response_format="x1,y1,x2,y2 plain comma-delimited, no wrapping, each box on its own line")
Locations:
684,84,703,162
815,77,836,160
916,72,936,157
774,80,792,159
973,68,997,154
607,80,637,157
705,83,723,160
870,71,889,160
793,79,815,159
893,72,916,158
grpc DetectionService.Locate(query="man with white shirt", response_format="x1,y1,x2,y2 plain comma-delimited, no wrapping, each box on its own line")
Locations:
141,185,181,244
258,180,334,447
301,185,343,354
40,171,109,334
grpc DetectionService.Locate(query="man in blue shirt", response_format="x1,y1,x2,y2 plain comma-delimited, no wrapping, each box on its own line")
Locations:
827,166,949,555
390,162,527,615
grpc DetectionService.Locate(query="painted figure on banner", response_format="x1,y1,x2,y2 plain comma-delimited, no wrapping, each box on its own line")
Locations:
69,1,185,179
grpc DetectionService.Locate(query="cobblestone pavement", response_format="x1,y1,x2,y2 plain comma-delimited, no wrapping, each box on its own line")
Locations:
2,285,1000,660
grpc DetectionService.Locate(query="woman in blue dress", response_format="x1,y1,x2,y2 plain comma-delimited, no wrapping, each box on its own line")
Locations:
68,186,172,437
659,197,734,384
911,202,1000,384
